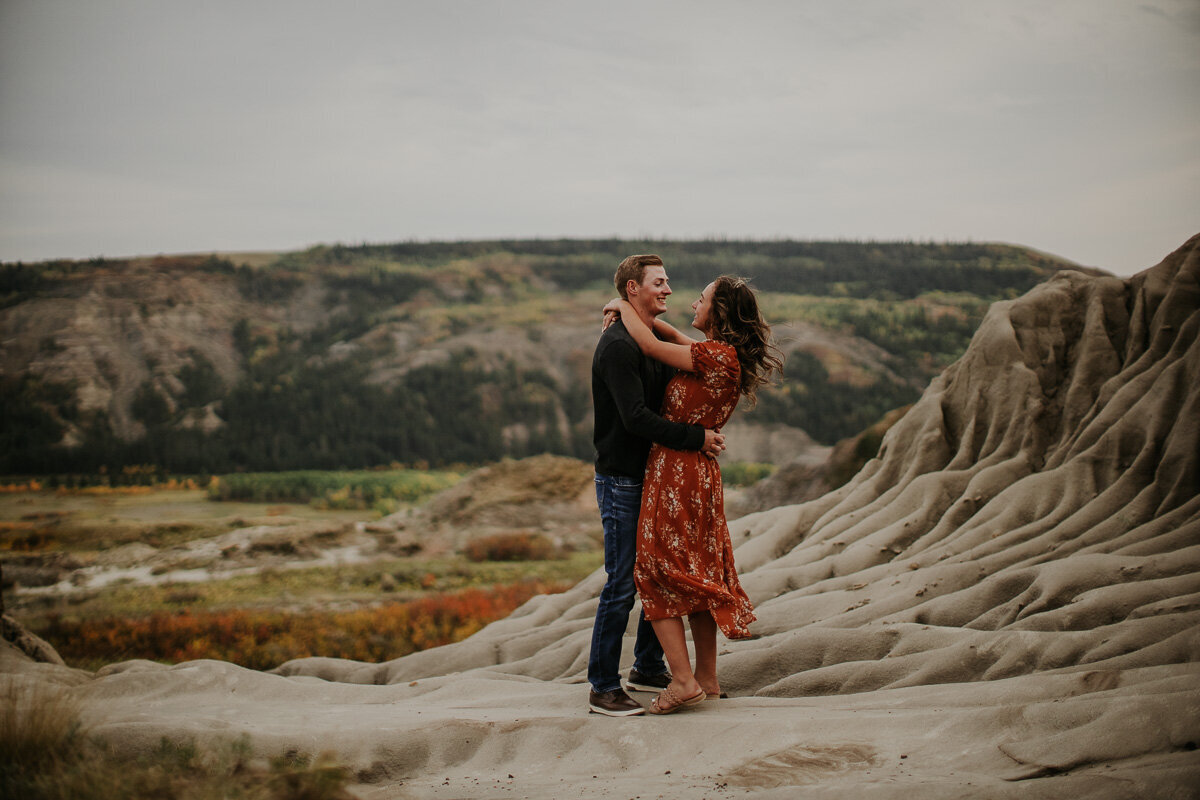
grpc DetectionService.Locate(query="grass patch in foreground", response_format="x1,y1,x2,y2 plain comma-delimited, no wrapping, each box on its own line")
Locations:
35,578,574,671
0,681,353,800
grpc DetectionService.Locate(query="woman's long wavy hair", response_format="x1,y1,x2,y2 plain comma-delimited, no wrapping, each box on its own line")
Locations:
707,275,784,407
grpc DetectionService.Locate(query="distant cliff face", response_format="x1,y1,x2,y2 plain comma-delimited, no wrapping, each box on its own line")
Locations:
0,242,1082,472
2,264,317,443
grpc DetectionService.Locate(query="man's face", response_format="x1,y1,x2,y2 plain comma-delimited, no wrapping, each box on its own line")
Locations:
629,265,672,317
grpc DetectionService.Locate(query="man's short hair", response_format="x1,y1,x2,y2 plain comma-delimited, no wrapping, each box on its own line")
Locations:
614,254,664,300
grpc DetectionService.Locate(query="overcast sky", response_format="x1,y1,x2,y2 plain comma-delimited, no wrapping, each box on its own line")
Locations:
1,1,1197,276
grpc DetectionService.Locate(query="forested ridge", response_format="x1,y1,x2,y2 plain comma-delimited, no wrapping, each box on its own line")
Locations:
0,239,1086,475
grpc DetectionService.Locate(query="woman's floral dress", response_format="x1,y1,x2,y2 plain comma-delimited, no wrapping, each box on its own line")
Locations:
634,339,756,639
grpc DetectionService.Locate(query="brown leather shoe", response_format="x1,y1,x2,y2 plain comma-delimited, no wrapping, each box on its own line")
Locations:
625,668,672,692
588,688,645,716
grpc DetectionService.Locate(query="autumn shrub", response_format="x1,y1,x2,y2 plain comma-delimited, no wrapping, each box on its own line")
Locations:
35,580,570,670
0,522,56,552
0,479,44,492
462,531,557,562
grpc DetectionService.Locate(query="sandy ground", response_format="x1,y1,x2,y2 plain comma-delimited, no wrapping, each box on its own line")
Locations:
7,643,1196,799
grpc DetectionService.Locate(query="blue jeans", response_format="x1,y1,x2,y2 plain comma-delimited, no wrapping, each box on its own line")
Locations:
588,473,666,693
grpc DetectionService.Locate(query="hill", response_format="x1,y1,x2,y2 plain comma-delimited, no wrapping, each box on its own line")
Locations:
1,240,1086,474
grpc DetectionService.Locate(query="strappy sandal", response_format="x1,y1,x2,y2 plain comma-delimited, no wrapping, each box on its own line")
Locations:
648,685,706,715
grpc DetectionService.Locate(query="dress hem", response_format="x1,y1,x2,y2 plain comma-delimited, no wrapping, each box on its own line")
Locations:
642,601,756,640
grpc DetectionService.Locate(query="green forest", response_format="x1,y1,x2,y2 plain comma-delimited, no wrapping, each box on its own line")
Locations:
0,239,1082,476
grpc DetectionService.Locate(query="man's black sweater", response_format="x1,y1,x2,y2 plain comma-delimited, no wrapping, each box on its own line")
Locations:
592,319,704,478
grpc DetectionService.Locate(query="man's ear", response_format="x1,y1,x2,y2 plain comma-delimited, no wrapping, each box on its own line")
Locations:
626,279,639,297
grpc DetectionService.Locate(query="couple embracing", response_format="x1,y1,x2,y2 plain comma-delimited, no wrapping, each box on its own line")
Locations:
588,254,782,717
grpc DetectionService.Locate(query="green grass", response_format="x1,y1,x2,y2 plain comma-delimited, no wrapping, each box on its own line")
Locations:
0,489,375,555
1,468,467,555
721,461,777,487
207,468,463,511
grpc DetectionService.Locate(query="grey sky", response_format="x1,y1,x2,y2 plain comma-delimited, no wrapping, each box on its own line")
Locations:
1,1,1197,276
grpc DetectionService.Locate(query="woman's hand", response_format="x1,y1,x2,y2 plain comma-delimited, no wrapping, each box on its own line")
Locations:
615,298,695,372
601,297,622,330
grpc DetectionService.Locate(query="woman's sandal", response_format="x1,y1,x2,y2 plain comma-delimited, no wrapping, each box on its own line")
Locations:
648,685,707,715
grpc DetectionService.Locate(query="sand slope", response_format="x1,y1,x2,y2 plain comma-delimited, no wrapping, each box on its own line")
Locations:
5,235,1200,798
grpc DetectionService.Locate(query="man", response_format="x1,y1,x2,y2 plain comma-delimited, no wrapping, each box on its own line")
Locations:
588,254,725,716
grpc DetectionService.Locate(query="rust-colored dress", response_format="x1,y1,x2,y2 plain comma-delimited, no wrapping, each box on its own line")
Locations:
634,339,757,639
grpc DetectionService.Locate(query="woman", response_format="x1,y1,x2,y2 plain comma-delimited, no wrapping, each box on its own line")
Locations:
607,276,782,714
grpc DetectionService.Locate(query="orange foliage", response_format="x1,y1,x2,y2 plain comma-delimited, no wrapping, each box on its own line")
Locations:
67,485,155,495
0,476,203,495
64,477,202,495
35,580,570,670
0,480,43,492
